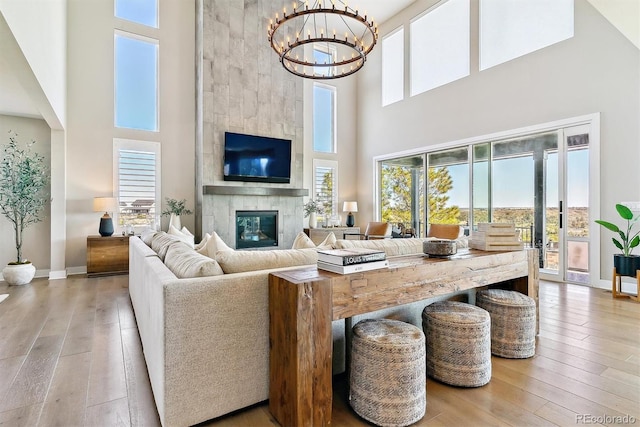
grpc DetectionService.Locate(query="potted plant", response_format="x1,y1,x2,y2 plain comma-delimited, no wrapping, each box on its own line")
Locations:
303,199,324,229
161,197,193,230
0,132,49,286
596,203,640,276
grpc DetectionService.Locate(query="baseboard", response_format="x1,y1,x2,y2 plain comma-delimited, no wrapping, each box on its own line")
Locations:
49,270,68,280
66,266,87,276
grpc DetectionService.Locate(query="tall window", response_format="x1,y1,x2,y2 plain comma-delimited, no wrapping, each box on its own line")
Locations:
410,0,469,96
382,27,404,106
479,0,574,70
115,0,158,28
313,83,336,153
114,139,161,231
313,159,338,222
115,31,159,131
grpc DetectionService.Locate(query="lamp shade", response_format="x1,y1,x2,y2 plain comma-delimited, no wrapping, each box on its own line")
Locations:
343,201,358,213
93,197,117,213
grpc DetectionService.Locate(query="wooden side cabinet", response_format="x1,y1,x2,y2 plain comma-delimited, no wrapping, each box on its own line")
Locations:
87,235,130,277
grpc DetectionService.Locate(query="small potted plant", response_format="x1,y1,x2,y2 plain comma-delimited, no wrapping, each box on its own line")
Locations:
303,199,323,229
161,198,193,230
0,132,49,285
596,203,640,276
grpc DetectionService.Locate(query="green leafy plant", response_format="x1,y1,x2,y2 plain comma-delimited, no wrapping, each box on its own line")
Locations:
161,198,193,217
595,203,640,256
0,132,50,264
303,199,324,218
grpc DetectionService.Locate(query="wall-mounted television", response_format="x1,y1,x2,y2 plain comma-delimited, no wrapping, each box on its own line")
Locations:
223,132,292,184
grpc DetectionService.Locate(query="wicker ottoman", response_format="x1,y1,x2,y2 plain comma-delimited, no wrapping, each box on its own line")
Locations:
476,289,537,358
422,301,492,387
349,319,426,427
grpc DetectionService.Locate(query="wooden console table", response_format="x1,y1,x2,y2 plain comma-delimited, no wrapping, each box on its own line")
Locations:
268,248,538,426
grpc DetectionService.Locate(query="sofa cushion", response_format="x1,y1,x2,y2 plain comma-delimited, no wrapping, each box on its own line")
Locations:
196,231,233,258
335,238,426,257
151,231,184,261
141,228,158,246
216,248,318,274
169,224,195,248
164,243,224,278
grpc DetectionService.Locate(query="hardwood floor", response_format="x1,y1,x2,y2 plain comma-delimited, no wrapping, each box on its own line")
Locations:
0,275,638,426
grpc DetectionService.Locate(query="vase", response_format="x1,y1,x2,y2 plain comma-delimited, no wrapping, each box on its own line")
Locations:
614,254,640,277
2,263,36,286
309,212,317,229
169,213,181,231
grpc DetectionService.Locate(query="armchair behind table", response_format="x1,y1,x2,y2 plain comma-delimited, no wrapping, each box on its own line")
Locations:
344,221,393,240
427,223,464,240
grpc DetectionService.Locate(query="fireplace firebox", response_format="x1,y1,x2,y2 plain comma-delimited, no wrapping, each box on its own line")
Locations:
236,210,278,249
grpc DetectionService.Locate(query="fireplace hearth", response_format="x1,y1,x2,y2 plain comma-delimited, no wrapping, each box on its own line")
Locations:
236,210,278,249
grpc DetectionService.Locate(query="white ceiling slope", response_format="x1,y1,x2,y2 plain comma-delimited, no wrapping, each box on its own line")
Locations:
586,0,640,50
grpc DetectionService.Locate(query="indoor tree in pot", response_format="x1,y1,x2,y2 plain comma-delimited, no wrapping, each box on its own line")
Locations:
161,197,193,231
595,203,640,277
0,132,49,286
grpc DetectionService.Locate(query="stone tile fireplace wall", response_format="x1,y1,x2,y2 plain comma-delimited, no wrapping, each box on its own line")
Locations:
196,0,305,248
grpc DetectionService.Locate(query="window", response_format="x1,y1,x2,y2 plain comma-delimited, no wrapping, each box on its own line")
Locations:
313,159,338,222
410,0,470,96
113,139,161,231
115,31,159,131
313,83,336,153
479,0,574,70
314,47,335,78
382,27,404,106
115,0,158,28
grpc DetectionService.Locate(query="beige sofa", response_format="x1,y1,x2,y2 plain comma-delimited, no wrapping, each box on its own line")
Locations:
129,231,467,426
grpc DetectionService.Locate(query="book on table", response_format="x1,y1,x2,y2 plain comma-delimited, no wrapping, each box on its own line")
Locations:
316,248,386,266
317,259,390,274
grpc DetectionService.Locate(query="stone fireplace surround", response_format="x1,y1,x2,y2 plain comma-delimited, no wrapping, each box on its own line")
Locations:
202,186,307,250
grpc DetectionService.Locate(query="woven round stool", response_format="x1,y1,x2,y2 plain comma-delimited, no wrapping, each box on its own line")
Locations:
422,301,491,387
476,289,536,358
349,319,426,427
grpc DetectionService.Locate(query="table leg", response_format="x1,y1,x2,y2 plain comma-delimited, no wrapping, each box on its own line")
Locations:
269,275,333,426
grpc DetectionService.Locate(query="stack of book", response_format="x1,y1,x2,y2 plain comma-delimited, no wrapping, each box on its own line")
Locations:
316,248,388,274
470,223,524,251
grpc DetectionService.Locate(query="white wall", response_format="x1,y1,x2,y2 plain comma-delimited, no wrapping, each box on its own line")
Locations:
0,0,66,129
65,0,195,270
0,115,51,274
355,0,640,281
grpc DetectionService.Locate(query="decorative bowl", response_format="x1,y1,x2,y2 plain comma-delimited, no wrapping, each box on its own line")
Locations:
423,239,457,257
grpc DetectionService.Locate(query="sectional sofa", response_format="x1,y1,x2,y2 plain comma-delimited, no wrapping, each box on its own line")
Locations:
128,230,467,426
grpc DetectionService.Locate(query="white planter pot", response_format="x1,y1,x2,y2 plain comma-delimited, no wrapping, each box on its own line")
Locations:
3,263,36,286
309,212,317,229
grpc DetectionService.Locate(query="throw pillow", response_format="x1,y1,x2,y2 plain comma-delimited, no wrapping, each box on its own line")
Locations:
168,224,195,248
196,231,233,258
216,248,318,274
151,231,183,261
317,232,337,249
194,233,211,251
291,232,315,249
140,228,157,246
164,243,224,278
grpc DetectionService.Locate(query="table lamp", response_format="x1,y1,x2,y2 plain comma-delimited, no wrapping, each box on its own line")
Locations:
343,201,358,227
93,197,117,237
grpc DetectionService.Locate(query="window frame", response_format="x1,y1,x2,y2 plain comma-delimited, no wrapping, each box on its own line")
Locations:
113,138,162,233
312,82,337,154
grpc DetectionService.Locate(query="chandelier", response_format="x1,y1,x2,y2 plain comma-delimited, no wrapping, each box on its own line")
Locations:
267,1,378,80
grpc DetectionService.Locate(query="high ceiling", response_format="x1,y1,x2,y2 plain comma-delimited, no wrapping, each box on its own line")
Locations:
0,1,416,121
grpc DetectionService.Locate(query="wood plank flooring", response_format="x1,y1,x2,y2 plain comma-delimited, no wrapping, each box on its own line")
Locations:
0,276,638,426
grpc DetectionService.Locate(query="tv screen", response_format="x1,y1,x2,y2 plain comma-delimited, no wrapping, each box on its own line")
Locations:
223,132,292,184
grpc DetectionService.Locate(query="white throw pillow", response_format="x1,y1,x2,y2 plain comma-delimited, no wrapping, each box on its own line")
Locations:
291,232,315,249
181,226,194,237
194,233,211,251
196,231,233,258
168,224,195,248
317,232,337,249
